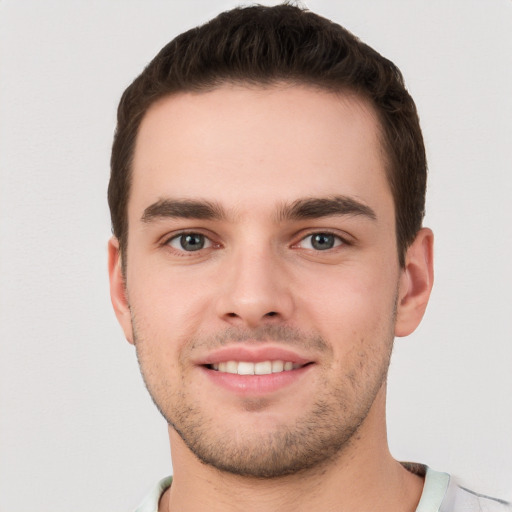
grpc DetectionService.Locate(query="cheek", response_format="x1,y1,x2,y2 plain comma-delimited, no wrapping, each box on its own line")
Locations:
293,263,399,342
128,259,214,332
126,288,185,372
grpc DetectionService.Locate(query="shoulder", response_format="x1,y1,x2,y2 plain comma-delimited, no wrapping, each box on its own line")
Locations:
134,476,172,512
409,464,510,512
444,485,512,512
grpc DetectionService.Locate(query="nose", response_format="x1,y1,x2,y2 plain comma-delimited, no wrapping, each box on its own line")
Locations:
216,244,295,328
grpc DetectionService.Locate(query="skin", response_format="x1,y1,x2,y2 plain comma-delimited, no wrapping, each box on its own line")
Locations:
109,84,434,511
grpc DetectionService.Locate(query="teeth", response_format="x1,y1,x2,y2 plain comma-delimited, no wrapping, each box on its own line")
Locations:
271,360,284,373
226,360,238,373
238,361,255,375
254,361,272,375
211,360,301,375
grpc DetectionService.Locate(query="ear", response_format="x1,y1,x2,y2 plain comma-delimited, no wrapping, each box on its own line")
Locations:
108,237,134,344
395,228,434,337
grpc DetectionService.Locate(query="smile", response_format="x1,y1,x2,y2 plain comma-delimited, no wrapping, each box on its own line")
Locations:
209,360,304,375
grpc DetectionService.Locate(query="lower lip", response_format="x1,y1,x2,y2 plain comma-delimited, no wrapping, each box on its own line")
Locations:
200,365,313,395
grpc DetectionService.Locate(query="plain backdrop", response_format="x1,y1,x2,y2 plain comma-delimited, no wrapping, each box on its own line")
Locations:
0,1,511,510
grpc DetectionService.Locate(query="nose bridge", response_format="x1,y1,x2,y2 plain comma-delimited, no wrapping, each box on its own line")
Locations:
218,236,293,326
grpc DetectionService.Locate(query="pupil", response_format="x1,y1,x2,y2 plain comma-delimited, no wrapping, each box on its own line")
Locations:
312,233,334,250
181,234,204,251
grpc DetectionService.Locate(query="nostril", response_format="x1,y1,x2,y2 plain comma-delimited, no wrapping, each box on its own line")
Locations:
265,311,278,317
227,312,238,318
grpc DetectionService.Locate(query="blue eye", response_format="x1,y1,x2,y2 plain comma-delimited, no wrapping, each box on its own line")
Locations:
300,233,343,251
167,233,212,252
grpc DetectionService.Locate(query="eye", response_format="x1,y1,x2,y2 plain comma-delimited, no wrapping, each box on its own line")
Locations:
167,233,212,252
298,232,344,251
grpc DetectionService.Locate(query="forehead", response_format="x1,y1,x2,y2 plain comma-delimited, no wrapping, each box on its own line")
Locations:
130,84,392,221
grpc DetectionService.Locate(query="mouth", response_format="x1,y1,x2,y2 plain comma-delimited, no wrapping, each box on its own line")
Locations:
206,360,310,375
198,346,315,394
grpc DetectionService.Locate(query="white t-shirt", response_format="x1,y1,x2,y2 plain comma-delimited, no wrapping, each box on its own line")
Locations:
134,466,511,512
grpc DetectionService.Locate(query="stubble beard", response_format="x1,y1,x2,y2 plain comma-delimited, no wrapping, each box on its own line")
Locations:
133,321,395,479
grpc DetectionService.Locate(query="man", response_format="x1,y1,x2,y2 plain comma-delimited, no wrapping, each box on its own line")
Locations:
107,4,510,511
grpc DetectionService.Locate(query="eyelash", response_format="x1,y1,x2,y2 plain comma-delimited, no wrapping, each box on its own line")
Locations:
295,231,349,251
163,231,217,254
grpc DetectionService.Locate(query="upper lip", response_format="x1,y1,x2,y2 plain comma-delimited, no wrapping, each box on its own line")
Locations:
195,345,314,366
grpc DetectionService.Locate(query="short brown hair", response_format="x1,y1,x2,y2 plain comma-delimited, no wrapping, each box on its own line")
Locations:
109,4,426,267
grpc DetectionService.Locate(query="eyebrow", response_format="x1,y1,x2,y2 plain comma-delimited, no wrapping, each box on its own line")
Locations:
276,196,377,222
141,199,226,222
140,195,377,224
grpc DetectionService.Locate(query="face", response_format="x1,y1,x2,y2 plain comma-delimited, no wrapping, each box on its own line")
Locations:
109,85,431,477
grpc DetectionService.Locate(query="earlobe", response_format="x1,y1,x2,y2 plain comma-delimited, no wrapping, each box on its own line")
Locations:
395,228,434,337
108,237,134,344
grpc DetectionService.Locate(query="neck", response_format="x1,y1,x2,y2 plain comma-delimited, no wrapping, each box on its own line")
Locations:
160,390,423,512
